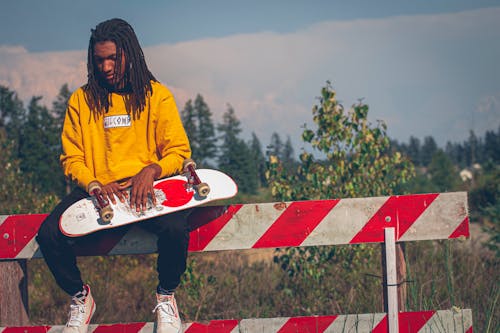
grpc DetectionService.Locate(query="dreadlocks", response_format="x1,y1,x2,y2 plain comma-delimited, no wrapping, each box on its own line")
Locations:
85,18,157,118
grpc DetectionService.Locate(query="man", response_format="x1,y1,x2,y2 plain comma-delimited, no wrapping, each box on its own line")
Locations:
36,18,191,333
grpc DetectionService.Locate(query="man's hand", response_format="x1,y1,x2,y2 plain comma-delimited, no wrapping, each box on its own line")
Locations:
100,181,128,205
120,164,162,212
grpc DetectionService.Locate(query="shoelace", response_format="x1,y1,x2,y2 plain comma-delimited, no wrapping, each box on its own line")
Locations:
153,300,177,323
67,292,87,327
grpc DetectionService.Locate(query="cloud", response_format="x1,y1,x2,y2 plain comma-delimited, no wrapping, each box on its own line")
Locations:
0,7,499,149
0,46,86,105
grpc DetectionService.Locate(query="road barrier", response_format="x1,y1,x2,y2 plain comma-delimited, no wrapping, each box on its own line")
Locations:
0,192,473,332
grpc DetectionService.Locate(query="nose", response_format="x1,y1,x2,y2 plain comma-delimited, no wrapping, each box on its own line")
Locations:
102,59,114,73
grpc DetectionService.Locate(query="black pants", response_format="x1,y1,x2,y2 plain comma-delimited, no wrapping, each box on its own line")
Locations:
36,187,191,296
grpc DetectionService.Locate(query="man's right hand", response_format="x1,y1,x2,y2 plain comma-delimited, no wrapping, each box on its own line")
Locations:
99,182,129,205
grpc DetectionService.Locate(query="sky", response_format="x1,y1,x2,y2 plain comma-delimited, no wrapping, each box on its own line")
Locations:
1,0,499,152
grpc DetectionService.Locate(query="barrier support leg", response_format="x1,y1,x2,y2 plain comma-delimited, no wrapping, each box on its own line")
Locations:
0,259,30,326
383,227,399,333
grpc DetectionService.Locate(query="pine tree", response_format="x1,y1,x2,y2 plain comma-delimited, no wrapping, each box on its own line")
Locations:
282,135,296,169
268,132,283,159
484,127,500,165
0,129,57,213
181,95,217,167
217,105,257,194
464,130,479,166
52,84,72,132
267,132,296,172
19,97,64,195
193,94,217,167
249,132,267,187
0,85,25,151
52,84,73,194
407,136,421,166
420,136,438,166
181,99,199,155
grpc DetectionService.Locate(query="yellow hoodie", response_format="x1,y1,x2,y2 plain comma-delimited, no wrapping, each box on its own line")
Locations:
60,81,191,192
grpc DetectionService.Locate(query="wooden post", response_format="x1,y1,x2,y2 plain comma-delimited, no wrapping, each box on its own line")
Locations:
0,260,30,326
383,227,399,333
396,243,407,311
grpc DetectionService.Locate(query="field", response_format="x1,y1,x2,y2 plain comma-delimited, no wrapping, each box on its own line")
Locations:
28,222,498,332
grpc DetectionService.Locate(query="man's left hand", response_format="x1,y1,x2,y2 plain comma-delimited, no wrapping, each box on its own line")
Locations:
120,164,162,212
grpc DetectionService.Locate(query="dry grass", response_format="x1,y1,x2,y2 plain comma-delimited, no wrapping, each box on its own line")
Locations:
28,225,498,332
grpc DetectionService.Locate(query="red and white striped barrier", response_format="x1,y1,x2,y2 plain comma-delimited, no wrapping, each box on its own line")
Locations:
0,309,473,332
0,192,469,260
0,193,472,332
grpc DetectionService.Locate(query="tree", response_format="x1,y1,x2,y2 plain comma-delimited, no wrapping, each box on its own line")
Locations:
0,129,57,213
420,136,438,167
249,132,267,187
52,84,73,194
217,105,258,194
181,95,217,167
463,130,480,166
282,135,296,169
407,136,421,166
18,97,65,195
268,132,283,159
0,85,25,150
181,99,198,149
268,82,414,201
428,149,459,192
217,104,241,140
193,94,217,167
267,132,296,171
483,127,500,165
1,85,68,196
52,84,72,132
445,141,461,167
266,82,415,313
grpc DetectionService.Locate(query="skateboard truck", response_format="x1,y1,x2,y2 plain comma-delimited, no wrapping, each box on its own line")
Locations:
88,182,114,223
183,159,210,197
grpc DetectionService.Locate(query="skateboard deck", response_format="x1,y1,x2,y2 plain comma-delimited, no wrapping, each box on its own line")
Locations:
59,169,238,237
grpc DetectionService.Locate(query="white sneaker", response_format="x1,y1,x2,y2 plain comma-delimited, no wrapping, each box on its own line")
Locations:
62,285,96,333
153,293,183,333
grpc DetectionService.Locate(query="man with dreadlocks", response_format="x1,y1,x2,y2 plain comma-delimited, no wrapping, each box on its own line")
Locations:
36,18,191,333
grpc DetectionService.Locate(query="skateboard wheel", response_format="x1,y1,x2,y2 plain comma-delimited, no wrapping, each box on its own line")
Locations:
88,181,101,194
195,182,210,197
183,158,196,172
100,206,114,223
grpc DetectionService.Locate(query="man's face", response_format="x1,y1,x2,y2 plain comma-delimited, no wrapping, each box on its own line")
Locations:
93,41,126,87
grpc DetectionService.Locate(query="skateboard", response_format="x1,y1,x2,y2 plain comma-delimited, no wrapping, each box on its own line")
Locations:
59,159,238,237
